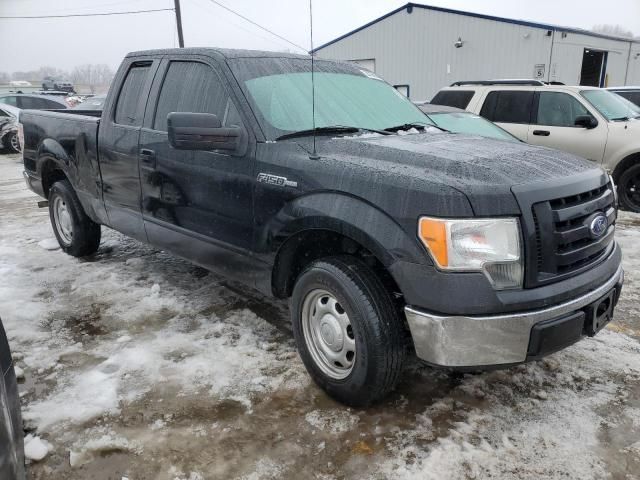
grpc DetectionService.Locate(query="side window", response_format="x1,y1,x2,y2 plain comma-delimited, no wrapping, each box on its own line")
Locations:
1,96,18,107
480,91,534,124
114,63,151,126
18,97,60,109
42,98,64,109
536,92,591,127
153,61,237,132
430,90,474,109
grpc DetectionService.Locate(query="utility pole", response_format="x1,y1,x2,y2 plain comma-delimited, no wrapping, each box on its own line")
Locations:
174,0,184,47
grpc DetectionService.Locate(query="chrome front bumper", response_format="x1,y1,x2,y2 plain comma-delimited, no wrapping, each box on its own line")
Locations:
405,265,624,367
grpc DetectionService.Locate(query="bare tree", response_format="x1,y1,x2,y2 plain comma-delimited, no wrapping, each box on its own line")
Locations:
36,66,68,80
70,64,115,93
592,24,636,39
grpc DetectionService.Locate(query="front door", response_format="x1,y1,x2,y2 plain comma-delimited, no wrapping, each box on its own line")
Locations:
138,58,255,261
98,59,159,240
527,91,607,163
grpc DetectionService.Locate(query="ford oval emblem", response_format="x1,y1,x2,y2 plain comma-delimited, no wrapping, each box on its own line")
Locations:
589,214,608,238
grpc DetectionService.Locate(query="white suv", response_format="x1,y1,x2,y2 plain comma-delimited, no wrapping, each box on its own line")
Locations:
431,81,640,211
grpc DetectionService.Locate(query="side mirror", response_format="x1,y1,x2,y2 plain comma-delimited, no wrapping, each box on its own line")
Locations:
167,112,242,152
574,115,598,129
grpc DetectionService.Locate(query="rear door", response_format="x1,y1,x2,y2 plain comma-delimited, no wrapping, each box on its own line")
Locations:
478,90,534,141
138,56,255,259
98,58,160,240
527,90,607,163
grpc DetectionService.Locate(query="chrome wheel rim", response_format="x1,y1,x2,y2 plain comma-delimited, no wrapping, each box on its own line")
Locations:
53,196,73,245
10,134,20,152
301,289,356,379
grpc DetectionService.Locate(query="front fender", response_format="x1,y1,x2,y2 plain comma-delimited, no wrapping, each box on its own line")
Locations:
258,191,428,267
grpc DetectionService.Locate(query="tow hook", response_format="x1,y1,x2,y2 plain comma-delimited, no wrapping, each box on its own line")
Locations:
37,201,48,208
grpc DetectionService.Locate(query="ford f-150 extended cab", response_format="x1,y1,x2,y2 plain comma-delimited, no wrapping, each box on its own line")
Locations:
19,49,623,406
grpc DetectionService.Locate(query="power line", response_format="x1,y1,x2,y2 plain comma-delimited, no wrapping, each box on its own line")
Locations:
204,0,307,52
0,8,175,19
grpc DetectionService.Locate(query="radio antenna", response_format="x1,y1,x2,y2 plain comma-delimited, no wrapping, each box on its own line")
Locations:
309,0,319,160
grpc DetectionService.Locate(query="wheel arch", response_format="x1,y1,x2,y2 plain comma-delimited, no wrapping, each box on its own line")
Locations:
266,192,424,299
38,154,70,198
611,151,640,182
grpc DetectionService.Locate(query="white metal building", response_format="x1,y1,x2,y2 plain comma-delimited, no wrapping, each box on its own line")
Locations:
313,3,640,101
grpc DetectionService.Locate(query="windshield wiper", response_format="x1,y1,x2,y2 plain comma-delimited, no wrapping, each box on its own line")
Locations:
611,116,630,122
384,122,449,133
276,125,391,141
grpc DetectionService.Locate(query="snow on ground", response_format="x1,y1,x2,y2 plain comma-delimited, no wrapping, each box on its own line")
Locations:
1,153,640,479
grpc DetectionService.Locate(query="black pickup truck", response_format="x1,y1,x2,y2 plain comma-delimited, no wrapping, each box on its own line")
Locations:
19,48,623,406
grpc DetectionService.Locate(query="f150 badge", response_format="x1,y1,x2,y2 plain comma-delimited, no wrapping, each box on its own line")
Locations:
257,173,298,188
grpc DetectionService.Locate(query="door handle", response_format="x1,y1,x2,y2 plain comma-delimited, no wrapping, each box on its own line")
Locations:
139,148,156,167
532,130,550,136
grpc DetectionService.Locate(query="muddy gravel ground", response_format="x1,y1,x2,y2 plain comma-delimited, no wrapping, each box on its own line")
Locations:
1,152,640,479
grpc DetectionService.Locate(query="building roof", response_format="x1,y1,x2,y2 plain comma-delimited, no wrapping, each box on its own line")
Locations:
313,2,639,52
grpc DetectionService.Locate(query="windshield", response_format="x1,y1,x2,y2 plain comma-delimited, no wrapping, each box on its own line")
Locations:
581,89,640,121
427,112,518,141
229,57,432,140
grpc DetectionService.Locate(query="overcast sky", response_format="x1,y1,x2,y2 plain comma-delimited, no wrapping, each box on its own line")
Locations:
1,0,639,73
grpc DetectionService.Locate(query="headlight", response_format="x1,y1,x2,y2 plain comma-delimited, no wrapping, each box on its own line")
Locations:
418,217,523,289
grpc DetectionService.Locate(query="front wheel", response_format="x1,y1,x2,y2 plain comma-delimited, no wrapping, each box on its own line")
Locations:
617,163,640,213
48,180,101,257
291,256,406,407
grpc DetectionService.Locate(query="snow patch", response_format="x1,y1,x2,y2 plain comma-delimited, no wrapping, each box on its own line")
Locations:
24,435,51,461
69,433,141,468
37,238,60,251
305,409,359,434
13,365,24,379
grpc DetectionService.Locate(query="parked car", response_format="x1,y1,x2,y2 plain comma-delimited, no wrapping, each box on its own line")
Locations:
41,76,74,93
0,105,21,153
0,317,25,480
20,49,623,406
0,94,68,110
431,80,640,211
415,103,519,141
71,94,106,110
608,86,640,108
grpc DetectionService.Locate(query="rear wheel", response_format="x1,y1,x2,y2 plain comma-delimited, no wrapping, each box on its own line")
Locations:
48,180,101,257
291,256,405,407
5,132,20,153
617,163,640,213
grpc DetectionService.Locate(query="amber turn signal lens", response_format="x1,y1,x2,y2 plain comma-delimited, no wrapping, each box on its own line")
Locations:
419,218,448,267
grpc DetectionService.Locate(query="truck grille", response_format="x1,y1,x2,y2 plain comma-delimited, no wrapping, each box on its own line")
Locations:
525,181,616,287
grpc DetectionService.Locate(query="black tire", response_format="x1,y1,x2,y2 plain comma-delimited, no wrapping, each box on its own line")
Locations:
48,179,101,257
617,163,640,213
291,256,406,407
4,131,20,153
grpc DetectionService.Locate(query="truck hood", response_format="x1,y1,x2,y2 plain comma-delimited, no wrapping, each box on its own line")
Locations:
309,131,601,215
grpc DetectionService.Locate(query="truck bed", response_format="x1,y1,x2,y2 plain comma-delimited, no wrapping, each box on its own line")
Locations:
20,108,103,220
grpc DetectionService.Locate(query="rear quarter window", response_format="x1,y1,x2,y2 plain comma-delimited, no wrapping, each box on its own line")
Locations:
430,90,474,109
480,91,534,124
115,63,152,126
